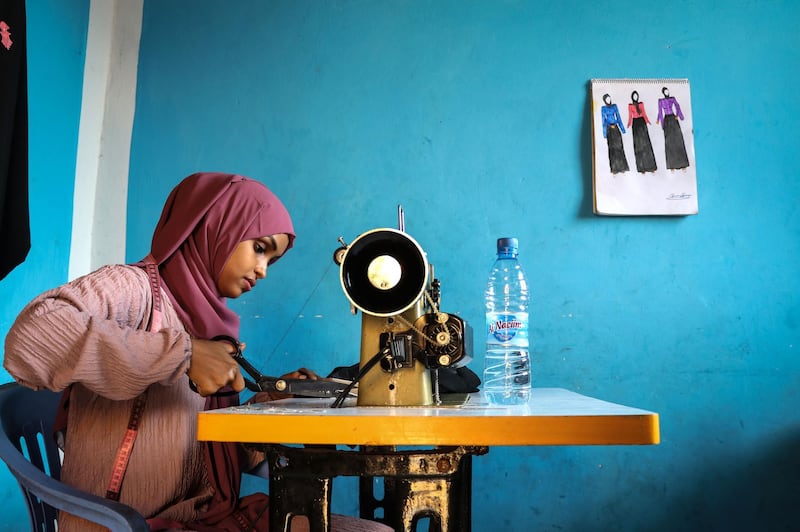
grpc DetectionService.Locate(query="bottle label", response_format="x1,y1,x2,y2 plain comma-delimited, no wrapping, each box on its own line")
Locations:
486,312,528,345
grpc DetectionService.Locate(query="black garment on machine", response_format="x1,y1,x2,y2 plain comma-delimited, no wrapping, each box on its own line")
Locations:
0,0,30,280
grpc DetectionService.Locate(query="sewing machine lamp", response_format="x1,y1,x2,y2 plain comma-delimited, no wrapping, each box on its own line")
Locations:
340,228,428,317
336,219,471,407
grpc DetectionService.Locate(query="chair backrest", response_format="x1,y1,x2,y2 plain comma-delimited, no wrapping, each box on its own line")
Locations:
0,382,149,531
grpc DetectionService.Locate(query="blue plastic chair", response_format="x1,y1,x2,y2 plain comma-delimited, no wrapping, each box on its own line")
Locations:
0,382,149,531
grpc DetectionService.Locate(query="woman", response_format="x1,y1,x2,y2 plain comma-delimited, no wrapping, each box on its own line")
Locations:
3,172,389,531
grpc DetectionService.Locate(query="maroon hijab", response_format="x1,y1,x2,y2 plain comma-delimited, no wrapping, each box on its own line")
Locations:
144,172,294,530
149,172,294,340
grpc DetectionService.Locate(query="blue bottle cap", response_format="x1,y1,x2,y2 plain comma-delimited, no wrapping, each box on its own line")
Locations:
497,237,518,256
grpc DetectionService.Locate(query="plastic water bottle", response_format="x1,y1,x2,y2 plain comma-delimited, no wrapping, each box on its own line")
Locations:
483,237,531,405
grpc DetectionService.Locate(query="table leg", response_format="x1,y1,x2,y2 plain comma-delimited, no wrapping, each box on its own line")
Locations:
266,446,334,532
359,446,481,531
260,444,488,532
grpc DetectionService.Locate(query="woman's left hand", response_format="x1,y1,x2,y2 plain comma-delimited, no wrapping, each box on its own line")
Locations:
280,367,320,381
248,367,323,403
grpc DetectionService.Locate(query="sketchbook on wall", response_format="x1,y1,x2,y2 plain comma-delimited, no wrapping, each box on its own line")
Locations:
590,78,698,216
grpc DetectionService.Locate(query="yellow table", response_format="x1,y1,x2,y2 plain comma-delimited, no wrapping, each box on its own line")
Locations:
198,388,659,531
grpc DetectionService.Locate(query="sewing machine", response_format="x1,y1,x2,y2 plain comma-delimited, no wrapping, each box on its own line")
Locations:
333,207,472,406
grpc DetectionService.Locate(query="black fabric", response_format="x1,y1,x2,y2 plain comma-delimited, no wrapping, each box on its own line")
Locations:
437,365,481,393
663,114,690,170
0,0,30,280
328,363,481,394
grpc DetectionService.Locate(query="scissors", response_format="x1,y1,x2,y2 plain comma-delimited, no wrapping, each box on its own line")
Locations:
198,335,352,399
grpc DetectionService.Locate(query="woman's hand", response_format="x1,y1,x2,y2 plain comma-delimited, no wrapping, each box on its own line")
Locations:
249,367,322,403
281,367,320,381
188,338,246,396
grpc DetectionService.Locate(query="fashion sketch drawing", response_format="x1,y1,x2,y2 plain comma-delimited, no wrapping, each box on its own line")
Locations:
627,91,657,173
601,94,630,174
656,87,690,170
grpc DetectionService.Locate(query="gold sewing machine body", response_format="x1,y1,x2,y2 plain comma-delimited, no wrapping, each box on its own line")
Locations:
333,209,472,406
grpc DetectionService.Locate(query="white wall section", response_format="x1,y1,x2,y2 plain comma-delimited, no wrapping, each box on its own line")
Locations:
69,0,142,279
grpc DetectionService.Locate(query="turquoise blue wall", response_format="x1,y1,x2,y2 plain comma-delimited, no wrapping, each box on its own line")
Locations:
126,2,799,530
0,1,89,527
1,0,798,530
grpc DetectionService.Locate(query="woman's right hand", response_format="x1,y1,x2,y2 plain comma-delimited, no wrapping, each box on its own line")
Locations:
188,338,246,396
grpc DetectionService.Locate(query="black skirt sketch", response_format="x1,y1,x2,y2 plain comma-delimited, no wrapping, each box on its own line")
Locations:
661,115,689,169
631,117,657,172
606,124,629,174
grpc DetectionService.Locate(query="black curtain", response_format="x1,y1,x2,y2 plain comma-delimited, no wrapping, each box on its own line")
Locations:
0,0,30,280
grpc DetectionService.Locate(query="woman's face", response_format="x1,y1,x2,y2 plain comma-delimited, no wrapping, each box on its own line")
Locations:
216,233,291,298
